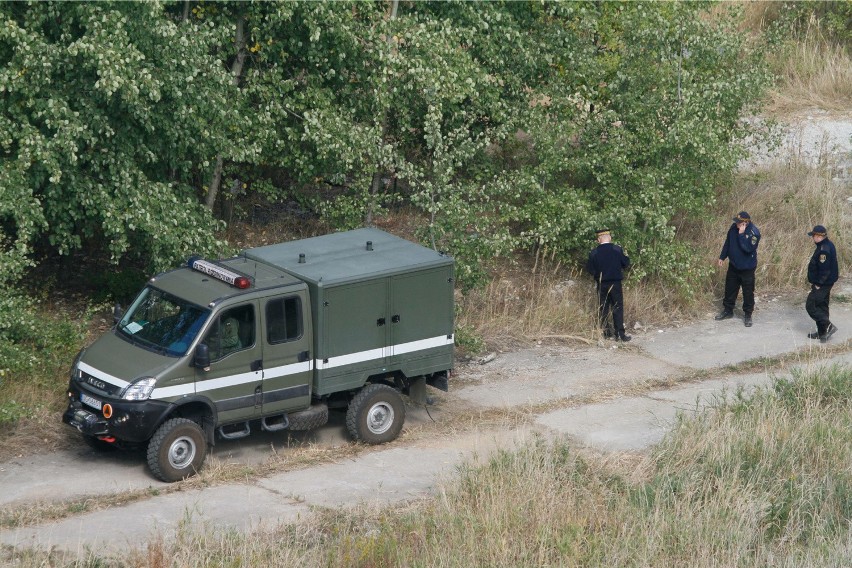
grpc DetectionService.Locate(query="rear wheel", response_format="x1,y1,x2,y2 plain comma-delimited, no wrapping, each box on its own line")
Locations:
147,418,207,482
346,384,405,444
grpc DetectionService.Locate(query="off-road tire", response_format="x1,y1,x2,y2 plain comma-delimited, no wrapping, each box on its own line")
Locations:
345,384,405,444
146,418,207,482
287,403,329,431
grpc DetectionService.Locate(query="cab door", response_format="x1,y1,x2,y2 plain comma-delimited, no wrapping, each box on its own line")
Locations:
260,292,313,415
196,303,262,424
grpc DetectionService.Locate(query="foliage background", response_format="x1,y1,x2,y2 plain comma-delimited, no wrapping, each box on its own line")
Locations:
1,1,769,286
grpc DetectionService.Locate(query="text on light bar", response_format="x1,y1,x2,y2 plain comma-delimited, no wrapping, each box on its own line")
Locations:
189,259,251,289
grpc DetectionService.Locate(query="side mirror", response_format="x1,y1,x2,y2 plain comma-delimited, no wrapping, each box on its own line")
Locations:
194,343,211,370
113,303,125,325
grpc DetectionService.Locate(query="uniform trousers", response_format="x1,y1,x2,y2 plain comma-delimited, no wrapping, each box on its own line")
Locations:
597,280,625,334
723,266,755,315
806,284,833,334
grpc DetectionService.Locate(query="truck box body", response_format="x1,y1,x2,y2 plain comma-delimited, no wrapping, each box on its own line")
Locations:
244,228,455,396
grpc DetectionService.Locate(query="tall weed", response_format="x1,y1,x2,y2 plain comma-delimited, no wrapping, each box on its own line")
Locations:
685,161,846,297
769,36,852,114
736,0,852,113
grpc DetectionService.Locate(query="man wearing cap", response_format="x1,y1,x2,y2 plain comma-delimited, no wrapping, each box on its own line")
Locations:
716,211,761,327
587,229,631,341
806,225,839,343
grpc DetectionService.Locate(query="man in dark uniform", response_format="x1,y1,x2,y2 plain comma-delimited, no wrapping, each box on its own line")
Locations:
715,211,761,327
806,225,839,343
587,229,631,342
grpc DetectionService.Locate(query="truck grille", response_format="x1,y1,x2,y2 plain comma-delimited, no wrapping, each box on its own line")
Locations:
78,370,121,397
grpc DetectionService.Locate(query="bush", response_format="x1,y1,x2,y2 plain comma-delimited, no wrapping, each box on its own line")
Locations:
0,294,89,427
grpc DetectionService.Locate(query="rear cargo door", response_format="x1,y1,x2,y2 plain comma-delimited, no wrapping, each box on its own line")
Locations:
389,268,454,359
260,292,313,414
321,279,389,375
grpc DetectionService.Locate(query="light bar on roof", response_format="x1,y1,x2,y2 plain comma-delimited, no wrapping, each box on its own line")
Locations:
189,258,251,289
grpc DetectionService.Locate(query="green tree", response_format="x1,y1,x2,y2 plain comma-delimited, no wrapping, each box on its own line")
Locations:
235,1,769,290
480,1,771,293
1,0,771,296
1,1,232,273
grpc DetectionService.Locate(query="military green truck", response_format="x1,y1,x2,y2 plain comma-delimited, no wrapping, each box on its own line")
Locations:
62,228,454,482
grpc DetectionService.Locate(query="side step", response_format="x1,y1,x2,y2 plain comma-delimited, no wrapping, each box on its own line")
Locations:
261,414,289,432
218,421,251,440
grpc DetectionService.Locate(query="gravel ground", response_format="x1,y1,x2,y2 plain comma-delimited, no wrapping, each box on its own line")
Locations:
741,109,852,181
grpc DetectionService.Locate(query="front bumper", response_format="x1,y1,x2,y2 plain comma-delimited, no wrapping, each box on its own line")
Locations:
62,383,175,444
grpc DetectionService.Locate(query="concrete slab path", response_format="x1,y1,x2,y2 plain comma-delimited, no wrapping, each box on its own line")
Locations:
3,295,852,555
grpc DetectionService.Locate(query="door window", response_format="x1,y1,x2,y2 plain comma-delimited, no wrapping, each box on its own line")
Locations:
266,297,303,344
204,305,255,361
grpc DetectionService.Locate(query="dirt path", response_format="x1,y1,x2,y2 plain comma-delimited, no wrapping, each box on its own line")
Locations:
3,286,852,555
741,108,852,181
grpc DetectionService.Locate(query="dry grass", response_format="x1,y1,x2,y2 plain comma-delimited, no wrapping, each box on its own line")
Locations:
455,258,714,353
733,0,785,32
727,0,852,115
769,39,852,114
456,264,599,351
766,23,852,115
16,367,849,567
687,159,847,290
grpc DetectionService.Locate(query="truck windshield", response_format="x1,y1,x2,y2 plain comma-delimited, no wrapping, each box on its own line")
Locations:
117,286,209,356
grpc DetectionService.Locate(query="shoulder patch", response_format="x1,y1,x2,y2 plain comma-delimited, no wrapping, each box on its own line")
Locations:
820,254,827,264
751,235,758,245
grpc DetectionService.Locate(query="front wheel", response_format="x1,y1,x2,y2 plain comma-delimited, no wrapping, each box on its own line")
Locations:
346,384,405,445
146,418,207,482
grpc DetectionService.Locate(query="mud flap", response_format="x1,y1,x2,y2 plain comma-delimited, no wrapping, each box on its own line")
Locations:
426,371,449,392
408,377,428,404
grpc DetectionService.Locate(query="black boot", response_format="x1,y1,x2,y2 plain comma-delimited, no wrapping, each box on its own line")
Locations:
820,323,838,343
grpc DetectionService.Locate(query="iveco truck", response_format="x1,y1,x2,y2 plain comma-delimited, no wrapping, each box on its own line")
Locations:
63,228,454,482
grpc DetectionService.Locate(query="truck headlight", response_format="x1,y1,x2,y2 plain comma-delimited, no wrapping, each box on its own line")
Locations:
69,350,84,382
121,377,157,401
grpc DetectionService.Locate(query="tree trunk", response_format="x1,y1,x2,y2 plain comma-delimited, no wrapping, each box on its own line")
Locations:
364,0,399,226
205,16,248,211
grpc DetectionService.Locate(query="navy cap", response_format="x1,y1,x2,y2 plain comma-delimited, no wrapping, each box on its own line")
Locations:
595,228,611,237
733,211,751,223
808,225,827,237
